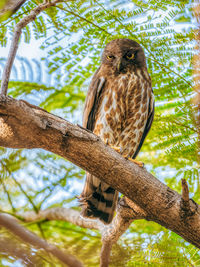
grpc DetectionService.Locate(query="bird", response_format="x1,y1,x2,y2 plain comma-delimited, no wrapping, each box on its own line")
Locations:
79,38,154,224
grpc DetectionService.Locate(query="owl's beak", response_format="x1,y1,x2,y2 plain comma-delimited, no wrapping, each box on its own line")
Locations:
115,58,123,72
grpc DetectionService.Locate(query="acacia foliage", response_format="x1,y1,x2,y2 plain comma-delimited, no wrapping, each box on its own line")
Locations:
0,0,199,266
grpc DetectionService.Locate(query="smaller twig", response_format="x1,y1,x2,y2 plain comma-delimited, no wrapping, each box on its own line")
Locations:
181,178,190,213
0,176,16,212
181,179,190,203
1,9,30,27
0,0,26,18
0,0,60,96
2,162,49,243
57,4,110,35
181,179,197,217
170,119,197,133
0,213,83,267
2,162,38,213
21,207,104,231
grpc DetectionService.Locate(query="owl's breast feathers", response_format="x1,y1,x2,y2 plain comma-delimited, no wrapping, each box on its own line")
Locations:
80,64,154,224
93,67,154,158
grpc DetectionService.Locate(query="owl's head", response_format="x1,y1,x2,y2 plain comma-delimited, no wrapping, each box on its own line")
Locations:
101,39,146,74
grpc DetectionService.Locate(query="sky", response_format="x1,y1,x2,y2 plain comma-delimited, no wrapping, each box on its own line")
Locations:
0,36,48,84
0,33,44,60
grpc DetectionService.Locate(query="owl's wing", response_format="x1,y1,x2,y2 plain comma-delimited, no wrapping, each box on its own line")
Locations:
133,90,155,159
81,71,116,224
83,69,105,131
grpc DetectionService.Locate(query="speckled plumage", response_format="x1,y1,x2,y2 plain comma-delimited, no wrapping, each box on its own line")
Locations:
80,39,154,224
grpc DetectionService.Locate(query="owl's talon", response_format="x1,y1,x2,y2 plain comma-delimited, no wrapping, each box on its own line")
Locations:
109,147,144,167
110,146,121,153
127,158,144,168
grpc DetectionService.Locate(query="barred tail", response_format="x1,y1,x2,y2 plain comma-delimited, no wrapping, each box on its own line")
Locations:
79,173,118,224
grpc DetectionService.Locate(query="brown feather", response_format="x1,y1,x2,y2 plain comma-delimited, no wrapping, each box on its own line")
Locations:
79,39,154,224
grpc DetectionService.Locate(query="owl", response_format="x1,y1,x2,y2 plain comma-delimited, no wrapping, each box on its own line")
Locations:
79,39,154,224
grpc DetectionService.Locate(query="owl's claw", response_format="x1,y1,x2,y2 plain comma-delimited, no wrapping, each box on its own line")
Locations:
110,146,122,153
109,145,144,167
126,158,144,168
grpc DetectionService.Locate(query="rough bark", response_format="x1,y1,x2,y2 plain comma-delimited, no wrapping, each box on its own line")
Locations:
0,95,200,249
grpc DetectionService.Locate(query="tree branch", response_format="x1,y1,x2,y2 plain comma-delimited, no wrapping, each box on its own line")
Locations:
100,197,146,267
0,0,61,96
0,236,45,265
20,201,147,267
0,1,198,266
180,179,197,218
22,207,103,231
0,96,200,251
181,178,190,203
0,213,83,267
0,0,26,19
193,0,200,164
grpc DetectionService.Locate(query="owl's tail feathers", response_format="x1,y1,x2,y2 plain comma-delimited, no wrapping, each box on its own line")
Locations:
79,174,118,224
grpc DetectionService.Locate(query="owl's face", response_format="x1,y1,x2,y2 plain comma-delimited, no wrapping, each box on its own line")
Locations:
101,39,146,74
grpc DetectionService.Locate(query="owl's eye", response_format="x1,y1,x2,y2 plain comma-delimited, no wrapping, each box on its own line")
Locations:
126,53,134,60
107,55,114,60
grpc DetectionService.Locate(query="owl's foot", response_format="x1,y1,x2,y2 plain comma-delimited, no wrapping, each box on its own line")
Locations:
109,145,144,167
110,145,122,153
126,158,144,168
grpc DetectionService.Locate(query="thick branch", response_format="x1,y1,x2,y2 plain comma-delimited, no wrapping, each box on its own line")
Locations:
0,96,200,249
0,213,83,267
